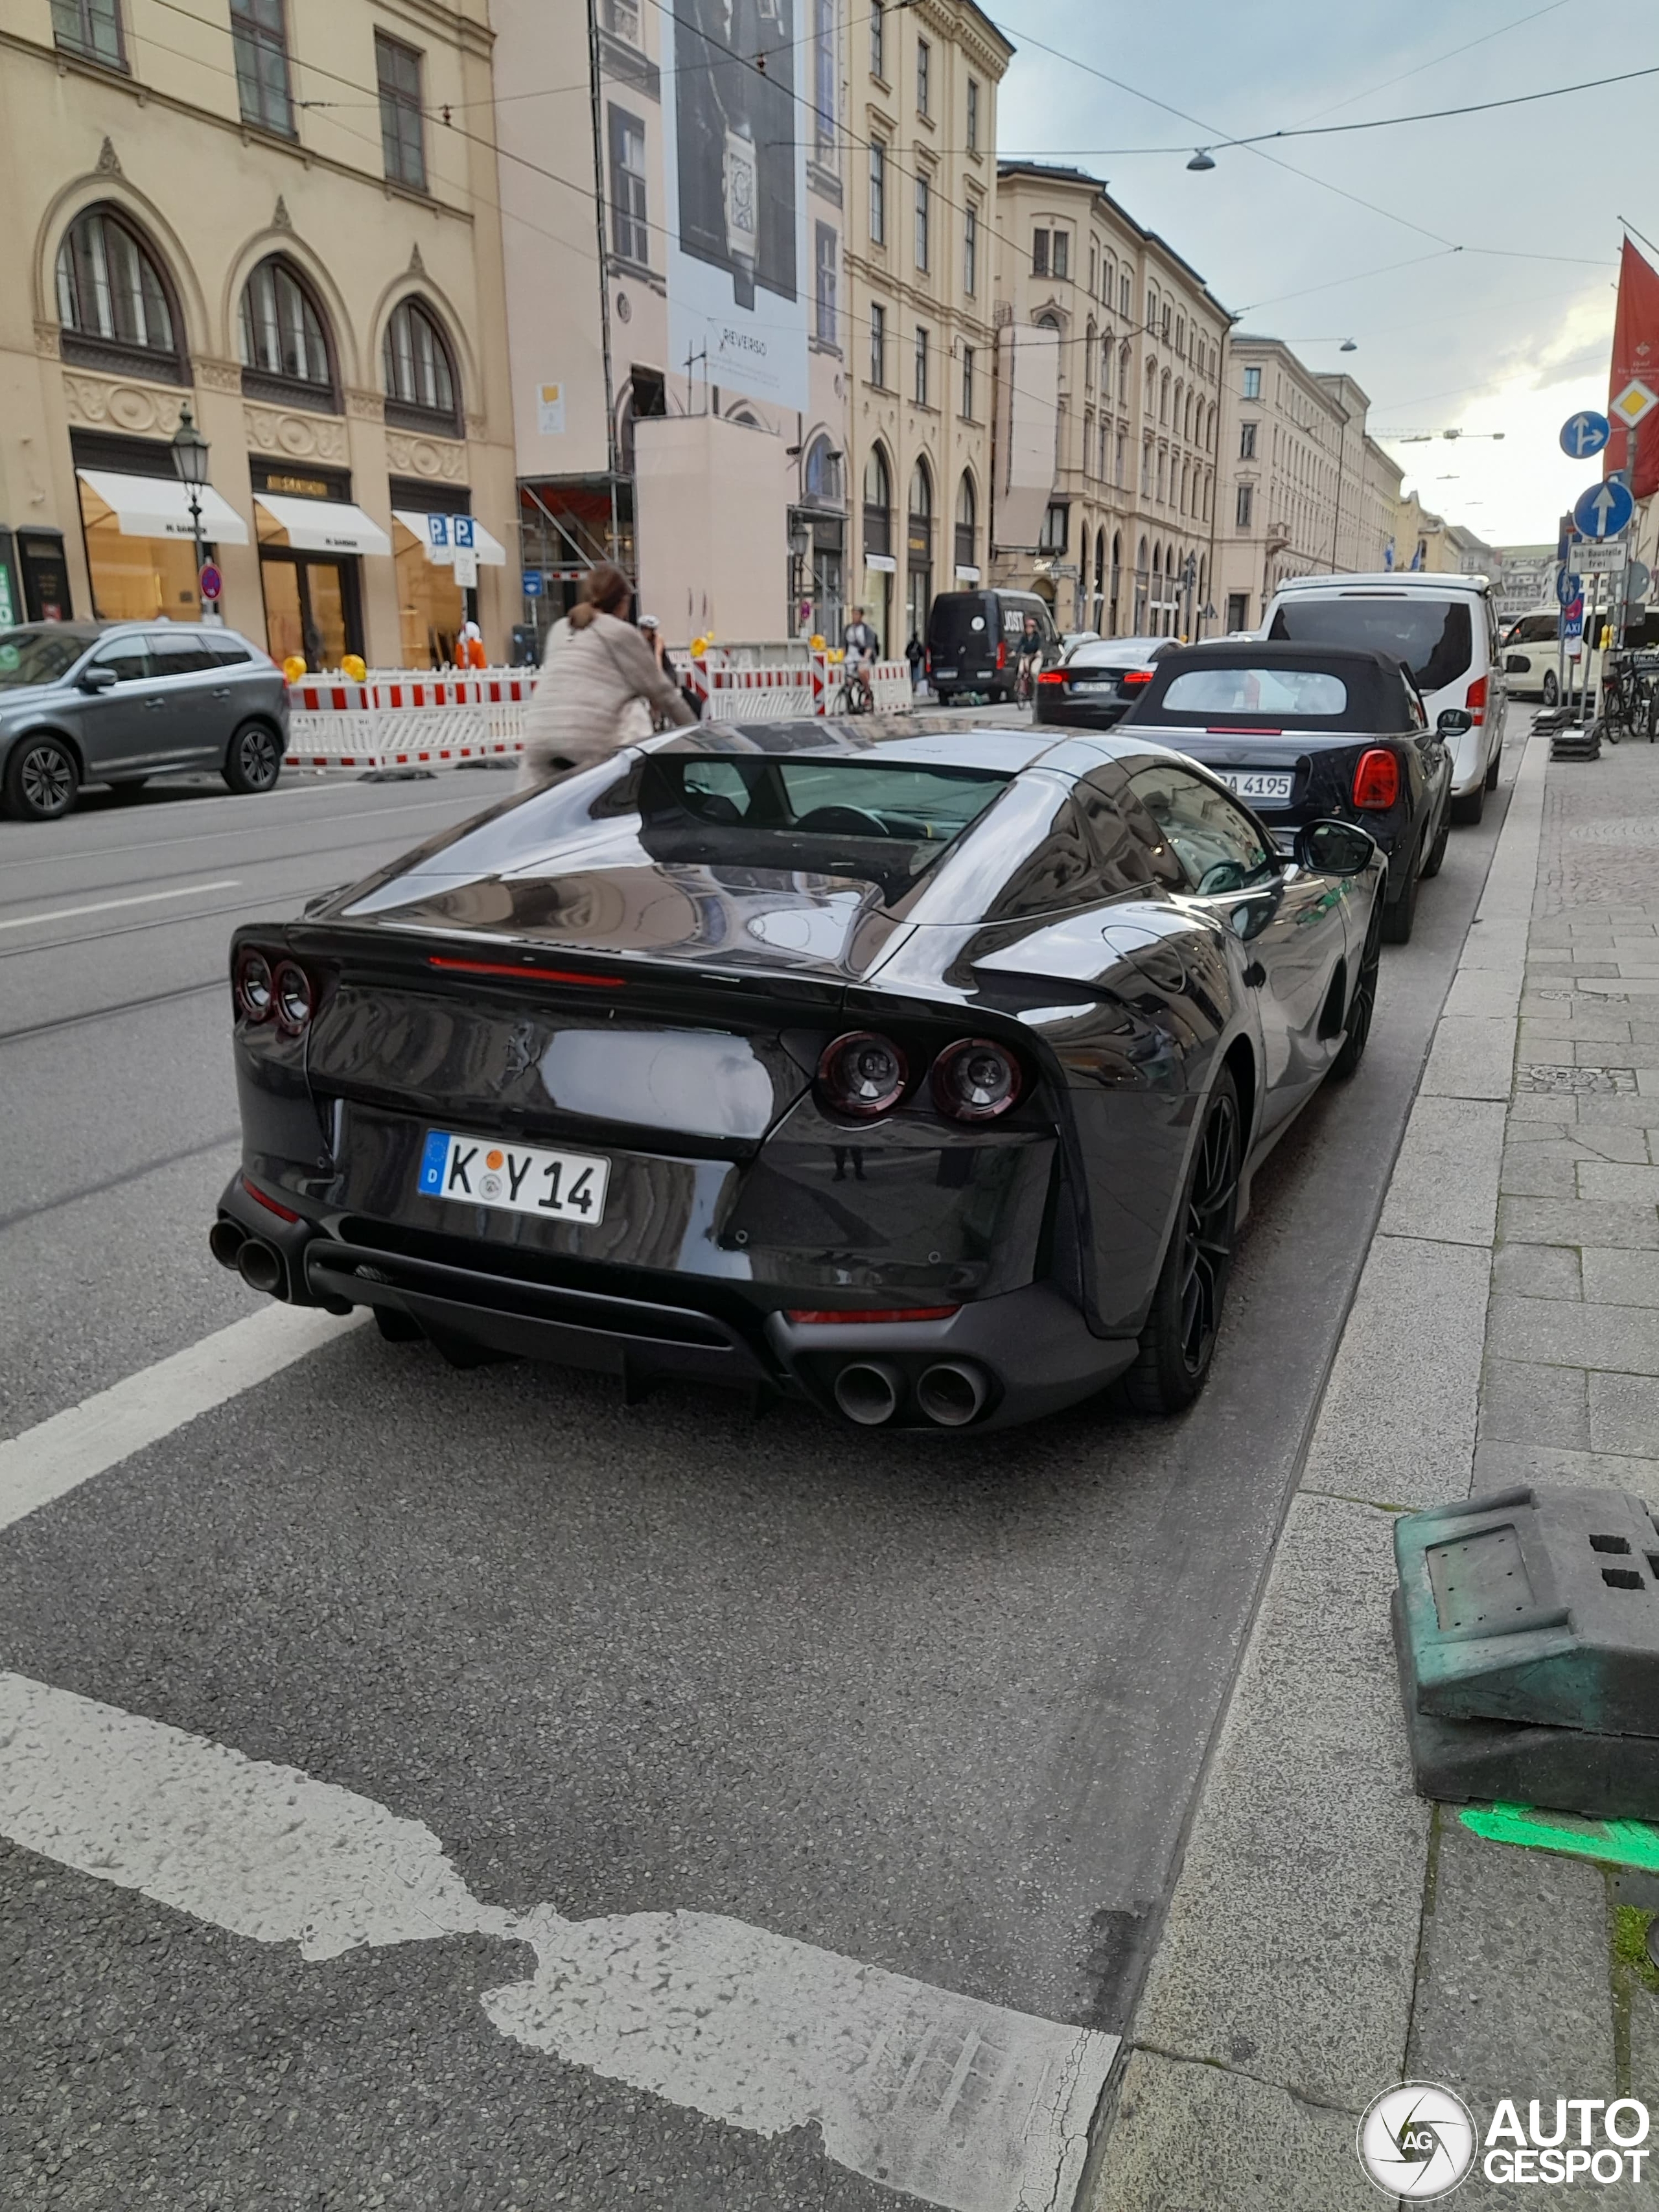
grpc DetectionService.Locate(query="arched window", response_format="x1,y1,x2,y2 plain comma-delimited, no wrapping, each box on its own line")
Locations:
954,471,977,574
1144,358,1157,413
55,206,185,378
1036,311,1061,335
1172,379,1183,437
382,296,459,431
1100,329,1113,399
238,255,336,403
804,435,842,504
863,443,892,558
1084,317,1096,390
1159,370,1170,425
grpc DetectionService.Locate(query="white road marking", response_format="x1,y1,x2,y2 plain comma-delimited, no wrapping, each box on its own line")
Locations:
0,1305,365,1535
0,879,239,930
0,1671,1115,2212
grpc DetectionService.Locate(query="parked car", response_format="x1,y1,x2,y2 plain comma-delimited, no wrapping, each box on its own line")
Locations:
1120,639,1457,944
1502,608,1562,703
0,620,287,821
1263,570,1505,824
926,589,1060,703
211,717,1385,1430
1034,636,1179,730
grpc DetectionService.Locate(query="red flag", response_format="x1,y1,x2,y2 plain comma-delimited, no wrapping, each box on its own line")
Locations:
1608,236,1659,498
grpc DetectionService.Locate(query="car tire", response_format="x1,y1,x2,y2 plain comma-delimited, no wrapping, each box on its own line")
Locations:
1330,904,1383,1080
1421,799,1450,879
3,733,80,822
1542,669,1559,707
1485,738,1502,790
224,720,283,796
1119,1068,1241,1415
1381,839,1421,944
1450,781,1485,826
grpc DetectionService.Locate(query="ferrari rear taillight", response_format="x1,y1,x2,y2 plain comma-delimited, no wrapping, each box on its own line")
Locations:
817,1031,909,1118
234,948,274,1023
1466,675,1487,725
273,960,314,1033
931,1038,1023,1122
1352,748,1400,810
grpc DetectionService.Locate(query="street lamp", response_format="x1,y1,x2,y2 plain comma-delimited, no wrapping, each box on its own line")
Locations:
170,404,210,618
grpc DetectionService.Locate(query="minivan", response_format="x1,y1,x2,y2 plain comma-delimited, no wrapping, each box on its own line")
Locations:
1263,572,1506,823
925,590,1060,704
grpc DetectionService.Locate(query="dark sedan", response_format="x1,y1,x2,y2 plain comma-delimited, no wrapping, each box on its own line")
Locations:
210,719,1386,1432
1120,640,1460,944
1033,636,1177,729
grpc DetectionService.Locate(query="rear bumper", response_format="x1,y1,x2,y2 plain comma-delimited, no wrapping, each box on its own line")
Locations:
1031,697,1132,729
211,1174,1131,1429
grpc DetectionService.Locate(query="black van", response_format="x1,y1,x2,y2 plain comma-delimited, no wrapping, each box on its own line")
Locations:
926,590,1060,704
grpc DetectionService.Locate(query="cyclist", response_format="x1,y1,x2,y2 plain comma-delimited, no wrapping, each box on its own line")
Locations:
1015,612,1043,706
842,607,879,714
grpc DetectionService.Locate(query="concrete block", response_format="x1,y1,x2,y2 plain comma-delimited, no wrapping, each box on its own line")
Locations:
1479,1356,1589,1450
1087,2051,1372,2212
1405,1819,1615,2124
1499,1196,1659,1250
1487,1294,1659,1377
1588,1370,1659,1459
1130,1496,1430,2113
1303,1237,1489,1507
1378,1098,1505,1247
1421,1018,1517,1102
1490,1243,1581,1301
1583,1248,1659,1307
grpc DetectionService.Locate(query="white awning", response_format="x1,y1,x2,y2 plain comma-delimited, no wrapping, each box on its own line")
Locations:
77,469,250,546
391,510,509,566
254,495,391,557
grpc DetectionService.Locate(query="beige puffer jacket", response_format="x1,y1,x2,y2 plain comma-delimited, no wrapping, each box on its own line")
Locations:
518,611,695,787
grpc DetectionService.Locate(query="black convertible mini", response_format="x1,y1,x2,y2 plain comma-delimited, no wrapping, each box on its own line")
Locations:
211,719,1385,1431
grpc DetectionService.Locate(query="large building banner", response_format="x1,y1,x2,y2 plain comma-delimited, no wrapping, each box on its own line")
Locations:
661,0,809,412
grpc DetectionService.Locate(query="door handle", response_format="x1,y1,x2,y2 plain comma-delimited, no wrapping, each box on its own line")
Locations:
143,695,166,710
210,688,231,701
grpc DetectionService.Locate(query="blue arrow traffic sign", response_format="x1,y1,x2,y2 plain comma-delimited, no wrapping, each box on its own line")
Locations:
1560,410,1610,460
1557,567,1582,606
1575,478,1634,539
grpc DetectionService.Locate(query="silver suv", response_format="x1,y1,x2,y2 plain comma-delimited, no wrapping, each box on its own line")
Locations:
0,620,289,822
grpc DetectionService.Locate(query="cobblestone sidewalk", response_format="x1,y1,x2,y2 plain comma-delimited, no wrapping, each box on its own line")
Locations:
1085,727,1659,2211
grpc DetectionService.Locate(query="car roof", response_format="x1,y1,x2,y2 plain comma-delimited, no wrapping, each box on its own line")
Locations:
1272,571,1491,596
1,621,106,642
1143,639,1410,675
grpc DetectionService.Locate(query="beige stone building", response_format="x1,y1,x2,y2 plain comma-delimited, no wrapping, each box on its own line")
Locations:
0,0,516,669
1212,335,1400,631
841,0,1012,657
990,164,1230,640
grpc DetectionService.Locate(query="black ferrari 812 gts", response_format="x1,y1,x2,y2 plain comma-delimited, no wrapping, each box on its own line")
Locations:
211,718,1385,1430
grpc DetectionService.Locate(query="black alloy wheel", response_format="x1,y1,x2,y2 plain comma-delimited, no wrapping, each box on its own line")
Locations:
1450,780,1485,827
1421,797,1450,879
1120,1069,1241,1415
1485,738,1502,790
5,734,79,821
1330,903,1384,1081
224,721,282,795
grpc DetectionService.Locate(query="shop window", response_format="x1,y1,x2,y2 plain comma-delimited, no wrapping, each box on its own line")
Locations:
382,296,461,432
55,207,185,380
76,475,202,623
238,255,337,408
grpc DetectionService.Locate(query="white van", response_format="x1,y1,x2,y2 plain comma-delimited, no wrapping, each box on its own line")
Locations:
1263,572,1507,823
1501,609,1563,703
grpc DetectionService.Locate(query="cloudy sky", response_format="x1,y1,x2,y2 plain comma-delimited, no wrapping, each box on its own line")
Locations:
989,0,1650,548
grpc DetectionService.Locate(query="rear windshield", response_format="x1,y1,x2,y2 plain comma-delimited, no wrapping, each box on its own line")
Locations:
927,595,995,645
0,629,89,688
1162,666,1348,718
1069,640,1167,669
639,755,1011,900
1269,596,1473,692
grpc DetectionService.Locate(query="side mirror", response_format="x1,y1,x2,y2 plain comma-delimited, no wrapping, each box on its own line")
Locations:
1295,819,1376,877
1436,706,1473,735
78,665,119,693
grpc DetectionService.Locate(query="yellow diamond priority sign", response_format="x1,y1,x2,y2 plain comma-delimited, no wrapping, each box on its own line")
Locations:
1611,378,1658,428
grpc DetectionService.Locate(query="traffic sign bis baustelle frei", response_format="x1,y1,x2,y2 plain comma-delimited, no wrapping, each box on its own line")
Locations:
1560,410,1610,460
1574,476,1635,540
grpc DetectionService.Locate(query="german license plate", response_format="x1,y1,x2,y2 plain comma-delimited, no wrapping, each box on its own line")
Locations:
418,1129,609,1223
934,666,958,678
1071,681,1117,695
1218,770,1295,804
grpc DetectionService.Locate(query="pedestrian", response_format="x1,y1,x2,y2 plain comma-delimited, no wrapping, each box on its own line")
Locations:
905,631,925,693
459,616,487,671
639,614,702,723
518,563,695,791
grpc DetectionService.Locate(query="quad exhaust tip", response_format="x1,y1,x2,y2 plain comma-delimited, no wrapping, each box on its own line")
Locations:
207,1218,246,1271
833,1360,902,1426
235,1237,286,1298
916,1361,990,1428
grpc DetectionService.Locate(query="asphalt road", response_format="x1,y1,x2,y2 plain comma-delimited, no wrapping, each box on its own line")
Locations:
0,721,1526,2211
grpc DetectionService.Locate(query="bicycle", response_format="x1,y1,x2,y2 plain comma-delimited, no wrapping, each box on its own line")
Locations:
835,660,875,716
1014,655,1039,709
1594,654,1659,745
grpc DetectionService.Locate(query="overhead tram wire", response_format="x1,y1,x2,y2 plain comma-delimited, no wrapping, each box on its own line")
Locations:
1286,0,1572,126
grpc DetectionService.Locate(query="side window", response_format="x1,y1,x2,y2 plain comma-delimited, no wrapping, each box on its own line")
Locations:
208,635,253,665
149,632,217,676
1077,771,1184,892
1128,765,1277,896
91,636,152,684
984,795,1096,920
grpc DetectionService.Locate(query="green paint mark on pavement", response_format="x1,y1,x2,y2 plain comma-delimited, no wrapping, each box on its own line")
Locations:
1461,1802,1659,1872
